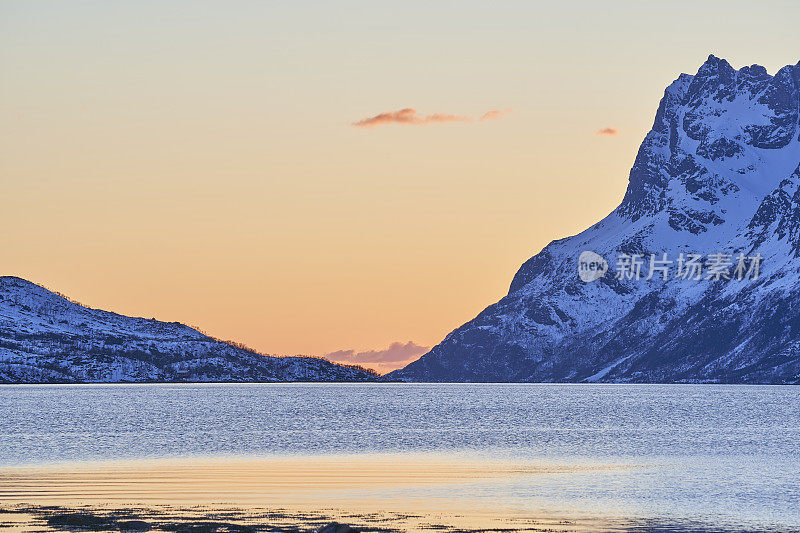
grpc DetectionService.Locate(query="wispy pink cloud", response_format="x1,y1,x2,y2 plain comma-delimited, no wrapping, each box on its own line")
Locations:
597,127,619,136
480,108,513,121
324,341,429,374
352,108,511,128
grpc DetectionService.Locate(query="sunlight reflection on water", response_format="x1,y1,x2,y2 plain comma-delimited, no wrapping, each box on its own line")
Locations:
1,383,799,531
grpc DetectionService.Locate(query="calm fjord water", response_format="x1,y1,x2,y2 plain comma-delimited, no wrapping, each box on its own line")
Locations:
1,383,799,530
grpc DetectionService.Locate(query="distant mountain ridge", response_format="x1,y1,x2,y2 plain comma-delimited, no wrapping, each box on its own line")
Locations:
0,276,376,383
388,55,800,384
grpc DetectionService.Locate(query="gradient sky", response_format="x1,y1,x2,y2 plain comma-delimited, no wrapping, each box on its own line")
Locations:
2,1,798,372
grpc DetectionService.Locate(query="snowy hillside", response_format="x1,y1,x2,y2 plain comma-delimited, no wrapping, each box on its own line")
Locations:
389,56,800,384
0,277,376,383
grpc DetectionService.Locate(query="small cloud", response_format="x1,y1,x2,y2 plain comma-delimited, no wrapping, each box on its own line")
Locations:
480,108,513,121
324,341,429,374
353,108,468,128
597,127,619,136
352,108,510,128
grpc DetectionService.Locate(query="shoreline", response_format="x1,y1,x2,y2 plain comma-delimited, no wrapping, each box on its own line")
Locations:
0,503,739,533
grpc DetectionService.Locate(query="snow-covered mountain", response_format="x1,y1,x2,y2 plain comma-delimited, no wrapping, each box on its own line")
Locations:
389,55,800,384
0,276,376,383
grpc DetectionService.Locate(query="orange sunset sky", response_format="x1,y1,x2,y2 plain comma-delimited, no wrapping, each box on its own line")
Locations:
2,1,798,372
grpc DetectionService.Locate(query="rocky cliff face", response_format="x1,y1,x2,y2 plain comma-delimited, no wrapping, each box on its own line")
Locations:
0,277,376,383
389,56,800,384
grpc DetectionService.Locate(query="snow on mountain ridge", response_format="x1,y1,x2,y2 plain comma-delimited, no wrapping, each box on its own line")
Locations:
0,276,377,383
389,56,800,384
0,276,205,340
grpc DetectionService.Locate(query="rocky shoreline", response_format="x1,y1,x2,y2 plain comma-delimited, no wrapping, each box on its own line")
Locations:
0,505,388,533
0,504,751,533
